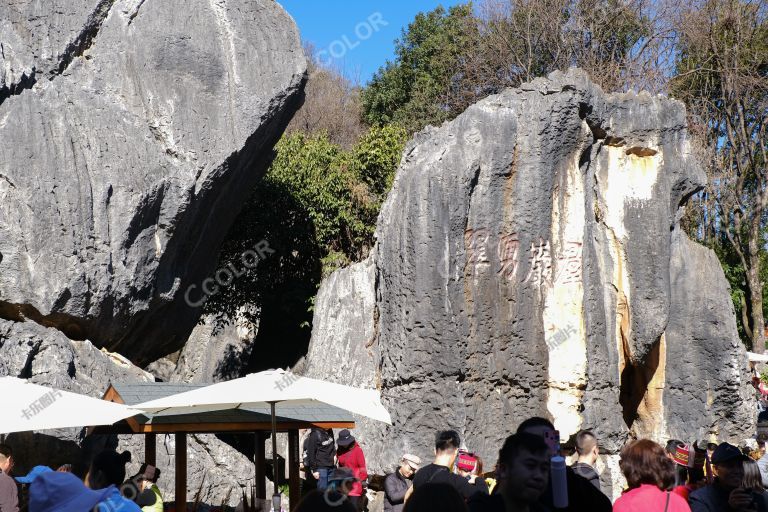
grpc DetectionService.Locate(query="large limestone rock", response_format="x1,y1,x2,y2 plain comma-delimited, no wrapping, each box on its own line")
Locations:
0,318,153,470
301,257,377,388
0,319,152,397
0,0,306,365
302,69,754,476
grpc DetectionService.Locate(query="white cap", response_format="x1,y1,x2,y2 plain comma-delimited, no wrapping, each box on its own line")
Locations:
402,454,422,470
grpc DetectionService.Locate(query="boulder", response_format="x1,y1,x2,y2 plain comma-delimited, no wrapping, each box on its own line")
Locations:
301,69,754,474
0,0,306,365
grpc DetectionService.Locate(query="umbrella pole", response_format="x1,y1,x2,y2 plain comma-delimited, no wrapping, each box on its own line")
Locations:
271,401,280,512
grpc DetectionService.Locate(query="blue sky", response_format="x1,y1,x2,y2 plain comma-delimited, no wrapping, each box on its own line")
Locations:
279,1,466,85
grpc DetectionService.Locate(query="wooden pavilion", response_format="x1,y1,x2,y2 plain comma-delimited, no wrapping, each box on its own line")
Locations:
93,382,355,511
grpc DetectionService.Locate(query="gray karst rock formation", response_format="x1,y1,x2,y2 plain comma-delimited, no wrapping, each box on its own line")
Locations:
0,0,304,506
302,69,755,497
0,0,754,505
0,0,306,366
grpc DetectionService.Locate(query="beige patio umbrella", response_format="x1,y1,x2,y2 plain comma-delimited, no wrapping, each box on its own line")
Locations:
136,369,392,509
0,377,141,435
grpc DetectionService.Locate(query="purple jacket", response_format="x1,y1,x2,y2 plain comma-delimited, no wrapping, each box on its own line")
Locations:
0,471,18,512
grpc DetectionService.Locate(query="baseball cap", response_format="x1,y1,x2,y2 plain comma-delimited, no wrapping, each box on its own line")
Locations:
29,471,110,512
16,466,53,484
711,442,749,465
457,452,478,472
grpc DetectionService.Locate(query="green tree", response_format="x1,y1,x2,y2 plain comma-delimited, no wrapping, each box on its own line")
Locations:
671,0,768,351
361,4,477,132
362,0,660,136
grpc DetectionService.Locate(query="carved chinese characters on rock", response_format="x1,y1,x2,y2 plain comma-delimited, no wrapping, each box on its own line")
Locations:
524,239,552,286
554,241,582,284
498,233,520,281
463,228,582,287
465,228,491,274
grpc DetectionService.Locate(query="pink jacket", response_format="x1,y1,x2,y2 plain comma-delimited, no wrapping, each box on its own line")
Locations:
613,484,691,512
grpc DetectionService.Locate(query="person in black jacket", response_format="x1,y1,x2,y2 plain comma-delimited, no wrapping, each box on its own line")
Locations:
410,431,481,501
690,443,768,512
306,427,336,491
467,433,550,512
517,417,612,512
385,454,421,512
570,430,602,492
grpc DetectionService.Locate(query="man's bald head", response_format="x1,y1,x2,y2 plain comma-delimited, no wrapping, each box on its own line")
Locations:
0,444,13,474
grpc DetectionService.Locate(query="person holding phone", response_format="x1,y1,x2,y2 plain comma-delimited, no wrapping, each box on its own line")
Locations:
690,443,767,511
456,452,489,495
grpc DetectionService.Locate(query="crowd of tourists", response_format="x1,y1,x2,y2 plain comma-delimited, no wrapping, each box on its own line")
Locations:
3,418,768,511
0,445,163,512
296,419,768,512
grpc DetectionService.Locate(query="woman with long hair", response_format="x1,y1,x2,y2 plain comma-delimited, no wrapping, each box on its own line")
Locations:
613,440,691,512
742,458,768,509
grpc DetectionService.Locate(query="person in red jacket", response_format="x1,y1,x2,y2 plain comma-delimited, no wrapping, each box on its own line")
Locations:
336,430,368,511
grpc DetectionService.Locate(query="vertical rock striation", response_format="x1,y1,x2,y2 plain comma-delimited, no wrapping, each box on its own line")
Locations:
1,1,304,505
302,69,754,476
0,0,306,364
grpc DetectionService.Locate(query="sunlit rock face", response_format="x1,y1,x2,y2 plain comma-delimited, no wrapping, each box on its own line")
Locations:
0,0,305,365
302,69,753,478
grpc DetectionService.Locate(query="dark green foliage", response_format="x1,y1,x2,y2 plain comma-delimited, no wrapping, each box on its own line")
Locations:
361,4,477,132
203,125,406,369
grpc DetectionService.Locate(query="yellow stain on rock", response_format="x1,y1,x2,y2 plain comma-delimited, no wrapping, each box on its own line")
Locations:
631,334,668,441
544,135,589,439
602,146,662,240
599,143,668,439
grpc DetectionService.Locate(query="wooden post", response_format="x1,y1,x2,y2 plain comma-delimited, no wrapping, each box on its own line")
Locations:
145,433,156,466
175,432,187,512
255,431,267,500
288,429,300,511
